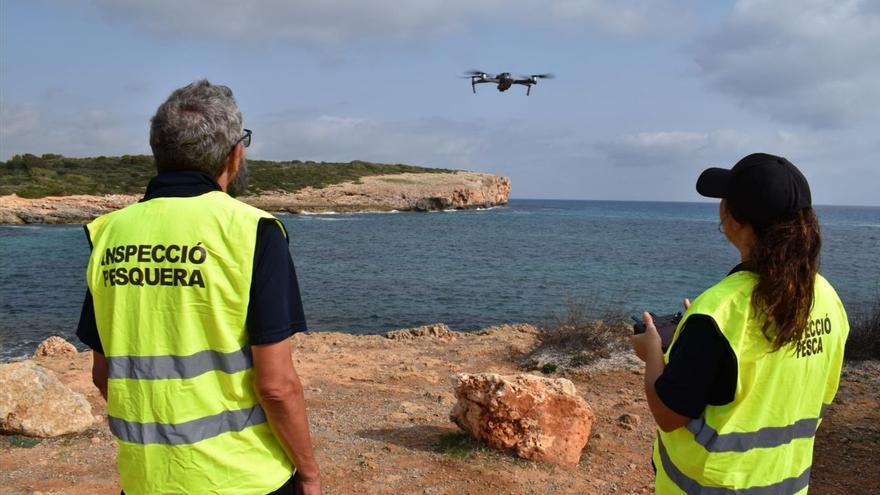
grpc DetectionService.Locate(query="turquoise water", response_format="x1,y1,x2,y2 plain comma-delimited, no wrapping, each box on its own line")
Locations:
1,199,878,359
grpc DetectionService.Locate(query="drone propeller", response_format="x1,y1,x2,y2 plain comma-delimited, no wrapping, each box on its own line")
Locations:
464,70,491,77
530,73,554,79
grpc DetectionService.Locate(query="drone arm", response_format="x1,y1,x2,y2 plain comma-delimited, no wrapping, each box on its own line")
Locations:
471,77,495,93
510,80,534,95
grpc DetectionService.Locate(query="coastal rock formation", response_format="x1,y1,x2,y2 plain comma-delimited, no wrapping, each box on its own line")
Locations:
449,373,595,467
0,361,94,437
245,172,511,214
0,193,138,224
385,323,456,341
34,336,78,357
0,172,511,224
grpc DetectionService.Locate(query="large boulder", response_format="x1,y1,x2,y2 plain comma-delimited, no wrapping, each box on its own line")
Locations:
0,361,94,437
34,336,78,357
450,373,595,467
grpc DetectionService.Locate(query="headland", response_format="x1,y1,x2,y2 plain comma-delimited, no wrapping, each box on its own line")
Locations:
0,154,511,224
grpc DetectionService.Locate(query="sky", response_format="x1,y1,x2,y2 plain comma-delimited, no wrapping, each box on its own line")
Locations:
1,0,878,205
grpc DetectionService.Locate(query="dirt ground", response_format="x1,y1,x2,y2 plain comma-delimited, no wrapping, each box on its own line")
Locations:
2,325,877,494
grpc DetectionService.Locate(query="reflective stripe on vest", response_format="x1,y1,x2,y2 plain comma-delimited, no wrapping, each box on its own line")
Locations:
685,403,830,453
107,346,252,380
657,437,812,495
654,271,848,494
86,191,293,494
109,405,267,445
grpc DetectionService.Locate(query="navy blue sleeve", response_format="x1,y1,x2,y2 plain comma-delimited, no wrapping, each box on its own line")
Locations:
246,219,308,345
76,289,104,354
654,314,738,418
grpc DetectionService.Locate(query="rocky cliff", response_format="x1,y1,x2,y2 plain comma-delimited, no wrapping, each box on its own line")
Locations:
245,172,510,214
0,172,511,224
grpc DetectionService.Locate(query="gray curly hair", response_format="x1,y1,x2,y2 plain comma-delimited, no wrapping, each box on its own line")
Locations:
150,80,243,176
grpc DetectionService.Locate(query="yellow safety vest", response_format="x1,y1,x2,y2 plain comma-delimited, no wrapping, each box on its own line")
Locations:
86,191,293,495
653,270,848,494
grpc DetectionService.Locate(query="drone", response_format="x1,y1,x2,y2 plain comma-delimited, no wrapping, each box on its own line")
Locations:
463,70,554,96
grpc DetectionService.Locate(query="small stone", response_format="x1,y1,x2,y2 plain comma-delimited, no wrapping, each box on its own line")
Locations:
617,413,641,430
90,436,101,445
400,401,424,415
594,433,605,440
385,412,410,422
34,336,77,357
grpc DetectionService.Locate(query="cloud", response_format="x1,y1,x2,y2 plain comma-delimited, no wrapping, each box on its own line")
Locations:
514,0,693,37
0,104,41,142
589,127,879,203
593,127,842,171
253,114,489,168
693,0,880,128
89,0,688,45
0,104,147,159
595,130,753,168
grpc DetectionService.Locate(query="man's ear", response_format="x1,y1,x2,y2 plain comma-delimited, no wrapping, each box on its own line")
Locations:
225,143,242,179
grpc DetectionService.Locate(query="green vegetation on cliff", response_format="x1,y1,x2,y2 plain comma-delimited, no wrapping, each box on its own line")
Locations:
0,153,454,198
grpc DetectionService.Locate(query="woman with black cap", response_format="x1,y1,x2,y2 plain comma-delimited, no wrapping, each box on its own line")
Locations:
630,153,849,494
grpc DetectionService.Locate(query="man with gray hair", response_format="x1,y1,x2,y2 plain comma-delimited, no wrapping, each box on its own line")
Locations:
77,80,322,495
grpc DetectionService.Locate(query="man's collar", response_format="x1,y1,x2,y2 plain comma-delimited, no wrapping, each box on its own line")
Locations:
142,171,222,201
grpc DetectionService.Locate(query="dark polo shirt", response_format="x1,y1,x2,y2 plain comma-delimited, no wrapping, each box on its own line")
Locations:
76,171,308,353
654,265,745,418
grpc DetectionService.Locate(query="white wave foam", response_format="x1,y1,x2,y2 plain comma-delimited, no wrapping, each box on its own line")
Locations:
298,210,341,215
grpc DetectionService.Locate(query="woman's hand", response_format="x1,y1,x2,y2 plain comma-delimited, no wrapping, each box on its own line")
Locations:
631,311,663,362
631,311,690,432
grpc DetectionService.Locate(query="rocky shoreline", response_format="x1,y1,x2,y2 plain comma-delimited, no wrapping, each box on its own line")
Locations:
2,327,877,494
0,171,511,224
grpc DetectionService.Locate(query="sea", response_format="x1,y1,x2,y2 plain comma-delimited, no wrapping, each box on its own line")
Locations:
1,199,878,359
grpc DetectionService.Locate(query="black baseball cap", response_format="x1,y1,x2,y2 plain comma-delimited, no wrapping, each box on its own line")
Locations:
697,153,811,226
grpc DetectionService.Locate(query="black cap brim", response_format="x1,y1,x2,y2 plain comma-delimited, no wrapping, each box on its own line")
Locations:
697,167,732,198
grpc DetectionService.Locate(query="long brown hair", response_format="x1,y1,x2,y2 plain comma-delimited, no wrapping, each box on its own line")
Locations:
733,207,822,350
